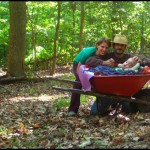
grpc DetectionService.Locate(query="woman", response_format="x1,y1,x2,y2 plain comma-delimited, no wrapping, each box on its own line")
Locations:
68,37,114,116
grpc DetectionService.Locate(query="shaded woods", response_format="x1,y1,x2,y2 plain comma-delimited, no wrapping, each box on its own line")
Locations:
0,1,150,149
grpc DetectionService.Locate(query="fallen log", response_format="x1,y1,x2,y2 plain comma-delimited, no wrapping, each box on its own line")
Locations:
0,76,81,85
44,76,81,85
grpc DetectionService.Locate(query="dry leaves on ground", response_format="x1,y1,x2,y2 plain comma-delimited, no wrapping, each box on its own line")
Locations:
0,66,150,149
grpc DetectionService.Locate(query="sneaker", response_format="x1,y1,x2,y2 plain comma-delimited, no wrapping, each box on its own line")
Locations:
68,111,76,116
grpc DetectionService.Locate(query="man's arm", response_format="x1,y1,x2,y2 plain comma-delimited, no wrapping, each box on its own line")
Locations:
140,57,150,67
86,56,115,67
85,56,103,67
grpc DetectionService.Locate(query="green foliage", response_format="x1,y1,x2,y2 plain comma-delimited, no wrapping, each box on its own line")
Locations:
52,95,92,110
52,98,70,109
1,1,150,69
0,2,9,67
59,74,75,81
25,46,52,63
94,140,108,148
0,43,8,66
80,95,91,104
0,125,8,136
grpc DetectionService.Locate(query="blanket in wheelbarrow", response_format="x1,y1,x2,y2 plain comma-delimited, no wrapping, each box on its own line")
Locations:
78,65,94,91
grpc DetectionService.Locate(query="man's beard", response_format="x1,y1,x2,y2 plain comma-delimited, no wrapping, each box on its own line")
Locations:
115,49,124,55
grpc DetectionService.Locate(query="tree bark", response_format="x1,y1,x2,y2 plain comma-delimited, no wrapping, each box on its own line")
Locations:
50,1,61,75
78,2,84,51
7,2,26,77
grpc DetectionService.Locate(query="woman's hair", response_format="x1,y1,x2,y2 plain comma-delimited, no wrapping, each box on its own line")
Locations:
95,37,111,48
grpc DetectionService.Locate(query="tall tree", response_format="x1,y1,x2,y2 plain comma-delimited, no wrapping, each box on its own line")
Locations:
26,6,37,71
50,1,61,75
78,2,84,51
7,2,26,77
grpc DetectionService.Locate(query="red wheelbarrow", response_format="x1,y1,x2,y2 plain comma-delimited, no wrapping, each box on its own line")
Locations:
52,74,150,112
90,74,150,97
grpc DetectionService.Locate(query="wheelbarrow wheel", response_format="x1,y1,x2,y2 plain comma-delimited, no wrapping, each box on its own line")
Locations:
133,89,150,112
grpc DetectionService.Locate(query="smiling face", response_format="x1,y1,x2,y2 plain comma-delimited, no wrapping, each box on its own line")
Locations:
96,41,109,56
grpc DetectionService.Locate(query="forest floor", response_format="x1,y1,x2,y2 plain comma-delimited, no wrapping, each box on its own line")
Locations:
0,65,150,149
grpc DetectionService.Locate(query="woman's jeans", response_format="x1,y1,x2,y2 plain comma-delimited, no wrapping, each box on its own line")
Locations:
68,63,82,113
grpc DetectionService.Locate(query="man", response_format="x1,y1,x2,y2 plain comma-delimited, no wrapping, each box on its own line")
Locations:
89,34,150,115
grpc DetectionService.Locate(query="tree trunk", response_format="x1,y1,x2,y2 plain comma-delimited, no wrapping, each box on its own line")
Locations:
71,1,76,62
78,2,84,51
26,6,37,71
50,1,61,75
140,13,145,53
111,2,118,39
7,2,26,77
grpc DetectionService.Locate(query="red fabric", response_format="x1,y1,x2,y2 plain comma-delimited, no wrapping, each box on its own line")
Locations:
113,63,118,67
143,66,150,74
85,64,91,68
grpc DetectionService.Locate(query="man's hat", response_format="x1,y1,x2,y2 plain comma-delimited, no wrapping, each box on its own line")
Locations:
113,34,128,46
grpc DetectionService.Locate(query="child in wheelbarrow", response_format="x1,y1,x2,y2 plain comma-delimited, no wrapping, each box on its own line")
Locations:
86,34,150,116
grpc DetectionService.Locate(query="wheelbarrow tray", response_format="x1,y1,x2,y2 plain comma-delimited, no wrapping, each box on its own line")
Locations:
90,74,150,96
